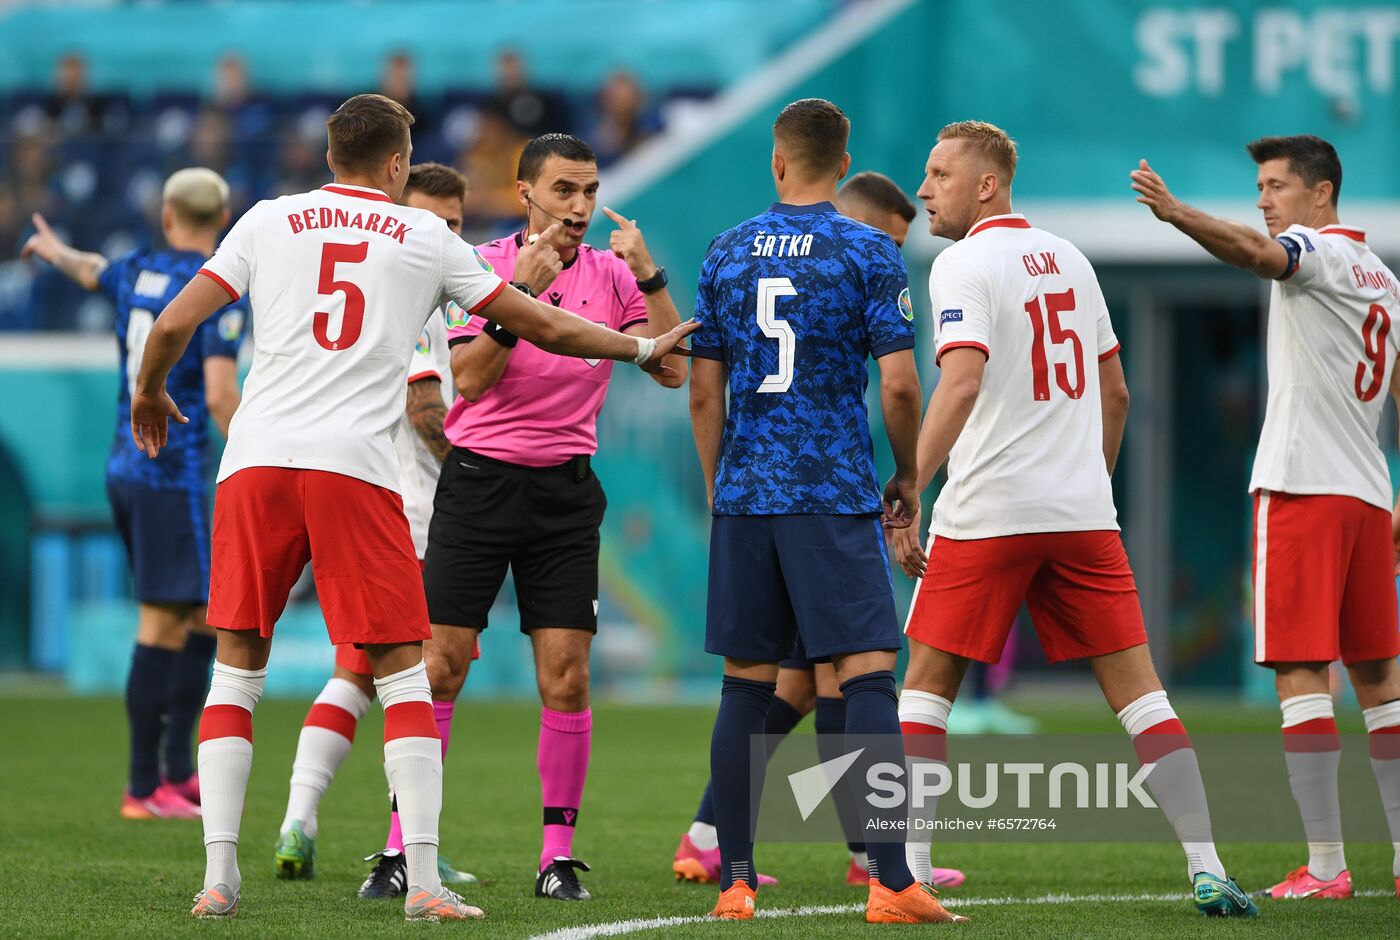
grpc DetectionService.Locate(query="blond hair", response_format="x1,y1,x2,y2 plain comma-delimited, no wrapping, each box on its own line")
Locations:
937,120,1018,183
162,167,230,228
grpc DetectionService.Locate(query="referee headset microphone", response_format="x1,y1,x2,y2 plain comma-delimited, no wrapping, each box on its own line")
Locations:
525,192,587,238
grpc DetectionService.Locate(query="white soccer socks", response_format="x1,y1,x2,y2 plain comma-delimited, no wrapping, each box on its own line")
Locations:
376,660,444,894
281,676,372,838
898,689,952,885
1363,700,1400,877
197,661,267,893
1117,690,1225,880
1280,693,1346,881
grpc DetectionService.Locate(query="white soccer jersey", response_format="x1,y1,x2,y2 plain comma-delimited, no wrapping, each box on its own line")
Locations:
1249,224,1400,510
394,304,453,558
200,184,504,493
930,214,1121,539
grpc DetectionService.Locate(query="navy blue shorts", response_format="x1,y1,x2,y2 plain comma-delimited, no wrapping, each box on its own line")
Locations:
705,514,901,662
780,633,817,670
107,480,211,605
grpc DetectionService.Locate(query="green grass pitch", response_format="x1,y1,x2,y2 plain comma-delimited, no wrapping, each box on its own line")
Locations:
2,692,1396,937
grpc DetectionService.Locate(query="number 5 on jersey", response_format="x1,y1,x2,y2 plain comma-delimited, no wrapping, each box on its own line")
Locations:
314,241,369,351
757,276,796,394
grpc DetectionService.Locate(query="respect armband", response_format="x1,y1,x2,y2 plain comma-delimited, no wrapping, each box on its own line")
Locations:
482,320,519,348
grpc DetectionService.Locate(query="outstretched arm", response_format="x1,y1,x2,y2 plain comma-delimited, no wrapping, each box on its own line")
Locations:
21,213,108,291
1130,159,1290,279
474,284,695,377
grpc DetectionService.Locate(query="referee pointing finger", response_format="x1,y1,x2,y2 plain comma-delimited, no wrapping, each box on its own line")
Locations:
422,133,686,901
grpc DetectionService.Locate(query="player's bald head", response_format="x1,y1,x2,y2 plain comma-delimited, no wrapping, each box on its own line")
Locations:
162,167,229,230
326,93,414,177
936,120,1018,185
773,98,850,179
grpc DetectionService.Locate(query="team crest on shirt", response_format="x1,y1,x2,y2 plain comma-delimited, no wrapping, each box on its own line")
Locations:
445,301,471,329
939,308,963,326
218,310,244,342
898,287,914,322
472,246,494,273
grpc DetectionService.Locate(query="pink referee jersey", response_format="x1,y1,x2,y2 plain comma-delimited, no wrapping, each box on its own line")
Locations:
443,232,650,466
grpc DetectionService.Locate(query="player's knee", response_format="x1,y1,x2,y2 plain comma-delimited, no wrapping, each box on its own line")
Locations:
424,644,468,699
776,673,817,715
540,660,590,712
137,603,192,650
1347,658,1400,705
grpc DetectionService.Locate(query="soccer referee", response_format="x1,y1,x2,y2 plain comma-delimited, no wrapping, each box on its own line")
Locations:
420,133,685,900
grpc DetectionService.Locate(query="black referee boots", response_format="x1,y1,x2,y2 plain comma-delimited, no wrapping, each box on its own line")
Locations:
536,856,592,901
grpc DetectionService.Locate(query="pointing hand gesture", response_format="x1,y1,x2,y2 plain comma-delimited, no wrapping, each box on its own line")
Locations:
602,206,657,279
516,221,563,296
1129,159,1183,224
21,212,65,265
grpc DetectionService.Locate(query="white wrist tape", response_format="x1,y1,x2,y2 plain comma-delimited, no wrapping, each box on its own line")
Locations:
633,335,657,365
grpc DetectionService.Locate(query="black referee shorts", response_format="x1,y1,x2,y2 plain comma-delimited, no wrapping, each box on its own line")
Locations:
424,447,606,633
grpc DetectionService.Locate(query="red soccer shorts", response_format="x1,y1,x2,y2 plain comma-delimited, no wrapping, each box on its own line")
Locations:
905,530,1148,664
207,467,431,647
1252,490,1400,666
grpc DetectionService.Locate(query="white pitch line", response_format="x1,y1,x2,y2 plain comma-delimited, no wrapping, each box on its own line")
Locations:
526,889,1396,940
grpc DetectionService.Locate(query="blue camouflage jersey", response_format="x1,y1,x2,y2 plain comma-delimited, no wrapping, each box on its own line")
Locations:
101,249,247,491
693,201,915,515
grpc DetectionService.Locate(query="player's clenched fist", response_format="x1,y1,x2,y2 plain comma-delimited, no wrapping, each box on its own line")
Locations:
1129,159,1184,224
516,221,564,296
602,206,657,279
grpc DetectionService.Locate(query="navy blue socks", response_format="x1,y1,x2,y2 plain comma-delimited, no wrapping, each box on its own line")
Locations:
710,675,776,890
815,695,867,856
695,692,806,825
126,644,177,797
840,670,914,892
164,630,216,783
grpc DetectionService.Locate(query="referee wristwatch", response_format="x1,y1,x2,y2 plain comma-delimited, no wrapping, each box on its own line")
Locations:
636,267,668,294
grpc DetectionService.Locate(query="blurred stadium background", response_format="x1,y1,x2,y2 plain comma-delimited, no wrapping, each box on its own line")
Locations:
2,0,1398,705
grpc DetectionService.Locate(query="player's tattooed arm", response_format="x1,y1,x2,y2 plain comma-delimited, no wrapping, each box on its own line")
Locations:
406,377,452,462
1099,353,1130,475
1130,160,1290,279
688,358,726,509
21,213,108,291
